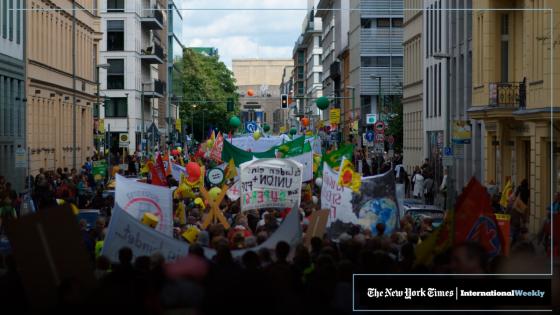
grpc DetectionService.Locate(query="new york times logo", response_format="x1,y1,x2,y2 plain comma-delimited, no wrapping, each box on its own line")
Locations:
367,288,454,300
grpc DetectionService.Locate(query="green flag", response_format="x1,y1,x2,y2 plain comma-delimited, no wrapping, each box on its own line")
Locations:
323,144,354,169
276,135,305,157
221,140,276,167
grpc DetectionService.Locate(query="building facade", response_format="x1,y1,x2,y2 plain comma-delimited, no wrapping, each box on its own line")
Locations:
402,0,423,173
468,0,560,233
348,0,404,135
292,0,323,128
0,0,25,190
232,59,293,130
99,0,167,156
26,0,100,174
166,0,184,145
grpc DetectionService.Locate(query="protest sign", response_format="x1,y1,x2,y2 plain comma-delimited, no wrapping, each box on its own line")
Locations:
321,163,356,227
115,174,173,236
210,132,224,162
102,206,188,262
304,209,330,248
352,170,400,234
92,160,107,182
226,180,241,201
6,205,95,310
171,162,186,181
239,158,303,211
288,151,313,182
495,213,511,256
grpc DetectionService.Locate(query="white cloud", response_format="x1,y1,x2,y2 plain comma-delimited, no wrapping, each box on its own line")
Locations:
178,0,308,68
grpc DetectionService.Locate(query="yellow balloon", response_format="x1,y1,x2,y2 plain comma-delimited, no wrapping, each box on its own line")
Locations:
208,187,222,201
194,197,204,207
253,131,261,141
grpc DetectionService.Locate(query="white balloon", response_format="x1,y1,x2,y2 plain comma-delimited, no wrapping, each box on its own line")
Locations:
312,196,318,205
315,177,323,187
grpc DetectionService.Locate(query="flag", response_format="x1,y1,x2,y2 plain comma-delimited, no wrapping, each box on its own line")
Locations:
454,178,503,258
140,160,151,174
210,130,216,142
499,179,513,208
337,158,361,193
224,158,238,180
415,209,454,266
312,153,322,176
210,132,224,162
277,135,305,157
323,144,353,169
149,154,168,186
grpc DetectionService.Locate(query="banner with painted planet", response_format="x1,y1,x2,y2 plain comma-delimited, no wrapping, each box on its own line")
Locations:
351,170,400,234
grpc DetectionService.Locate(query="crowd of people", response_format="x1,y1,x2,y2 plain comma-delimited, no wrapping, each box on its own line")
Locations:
0,145,558,313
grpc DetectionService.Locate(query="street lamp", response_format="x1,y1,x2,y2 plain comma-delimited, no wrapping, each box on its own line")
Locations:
95,63,109,160
433,53,454,210
141,81,152,155
191,104,197,138
345,86,356,144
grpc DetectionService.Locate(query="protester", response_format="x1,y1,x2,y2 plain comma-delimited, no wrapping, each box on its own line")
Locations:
411,167,425,200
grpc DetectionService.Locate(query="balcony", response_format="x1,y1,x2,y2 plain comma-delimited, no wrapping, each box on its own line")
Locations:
143,79,165,99
489,81,526,109
140,8,164,30
140,43,164,64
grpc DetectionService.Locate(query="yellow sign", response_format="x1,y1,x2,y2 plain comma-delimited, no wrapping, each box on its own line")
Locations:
279,126,287,133
175,118,182,131
98,119,105,133
330,108,340,124
452,120,472,144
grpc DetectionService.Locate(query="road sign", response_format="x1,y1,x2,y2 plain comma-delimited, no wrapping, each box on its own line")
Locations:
374,121,385,134
442,156,454,167
444,146,453,156
375,133,385,142
119,133,130,148
365,130,374,142
330,108,340,124
362,133,373,147
388,149,394,158
366,114,377,125
15,147,26,168
373,143,384,155
387,135,395,145
245,121,258,133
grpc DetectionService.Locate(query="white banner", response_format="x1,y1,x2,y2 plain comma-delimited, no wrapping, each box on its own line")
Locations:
226,180,241,201
102,206,188,262
115,174,173,236
321,163,356,227
171,163,186,181
239,159,303,211
287,151,313,182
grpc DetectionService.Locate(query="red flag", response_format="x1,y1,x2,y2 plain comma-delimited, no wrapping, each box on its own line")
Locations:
149,154,168,186
210,132,224,162
454,178,503,257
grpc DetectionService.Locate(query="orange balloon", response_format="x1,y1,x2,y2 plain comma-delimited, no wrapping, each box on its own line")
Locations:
247,89,255,97
301,117,310,127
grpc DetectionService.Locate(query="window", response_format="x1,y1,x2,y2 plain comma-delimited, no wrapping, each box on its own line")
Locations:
16,0,20,43
391,56,403,67
107,0,124,12
104,97,127,117
377,18,391,28
107,59,124,90
107,20,124,51
1,0,6,38
361,18,372,28
8,0,13,40
392,18,403,27
500,14,509,82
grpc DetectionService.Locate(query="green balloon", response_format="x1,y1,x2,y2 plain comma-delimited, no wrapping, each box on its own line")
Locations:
229,116,241,127
289,127,297,135
263,124,270,132
316,96,330,110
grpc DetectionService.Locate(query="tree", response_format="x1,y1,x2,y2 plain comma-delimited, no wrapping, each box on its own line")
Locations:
386,96,403,153
177,48,239,141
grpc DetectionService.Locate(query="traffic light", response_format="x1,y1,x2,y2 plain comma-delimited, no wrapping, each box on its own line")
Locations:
227,98,234,112
281,94,288,109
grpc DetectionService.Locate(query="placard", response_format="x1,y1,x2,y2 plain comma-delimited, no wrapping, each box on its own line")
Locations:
115,174,173,236
321,163,356,227
239,159,303,211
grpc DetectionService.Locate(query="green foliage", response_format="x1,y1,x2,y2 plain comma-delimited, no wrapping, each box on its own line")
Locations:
177,48,239,140
386,96,403,153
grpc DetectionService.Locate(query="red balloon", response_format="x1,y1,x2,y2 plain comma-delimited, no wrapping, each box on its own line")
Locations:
186,162,201,183
301,117,310,127
247,89,255,97
171,149,178,156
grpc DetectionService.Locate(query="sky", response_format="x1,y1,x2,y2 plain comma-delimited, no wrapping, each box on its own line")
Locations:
180,0,309,69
